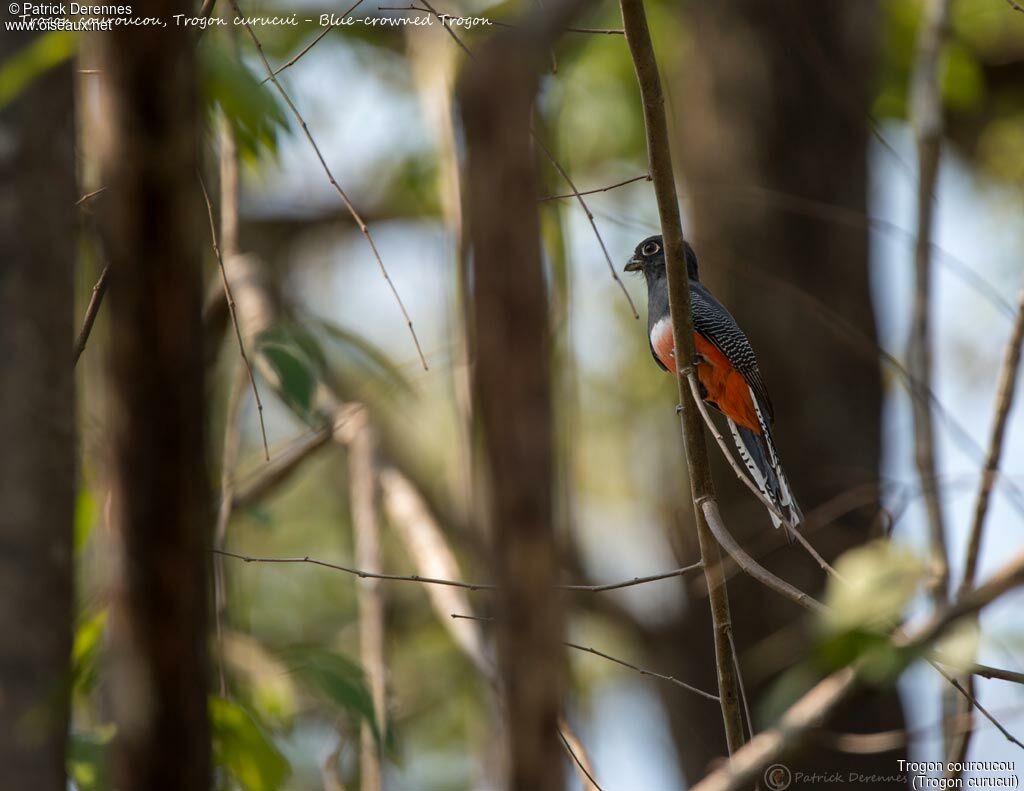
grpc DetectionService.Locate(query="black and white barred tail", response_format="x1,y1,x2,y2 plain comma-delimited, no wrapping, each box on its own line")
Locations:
727,386,802,535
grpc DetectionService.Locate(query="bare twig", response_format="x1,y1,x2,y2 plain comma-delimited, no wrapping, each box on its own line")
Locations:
965,662,1024,686
75,186,106,206
560,561,704,592
230,0,428,370
539,173,650,202
930,662,1024,753
699,499,826,615
960,281,1024,592
619,0,746,755
1004,0,1024,12
531,134,639,318
557,726,604,791
565,640,719,702
450,612,719,701
727,627,755,741
260,0,366,83
215,548,703,593
73,264,109,366
198,173,270,461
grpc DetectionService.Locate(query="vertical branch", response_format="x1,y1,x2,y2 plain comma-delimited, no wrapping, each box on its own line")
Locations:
346,411,386,791
618,0,746,755
213,362,248,695
960,281,1024,591
458,3,586,782
952,279,1024,768
909,0,955,761
909,0,952,607
97,3,212,786
0,27,75,791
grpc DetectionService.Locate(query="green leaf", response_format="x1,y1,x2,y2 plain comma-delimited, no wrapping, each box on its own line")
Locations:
72,609,107,698
821,540,925,636
257,325,322,421
68,725,115,791
287,646,380,745
74,488,98,552
210,696,290,791
941,42,984,112
221,631,298,727
0,31,76,110
201,45,289,160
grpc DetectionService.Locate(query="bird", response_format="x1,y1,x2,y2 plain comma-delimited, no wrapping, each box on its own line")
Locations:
624,234,802,533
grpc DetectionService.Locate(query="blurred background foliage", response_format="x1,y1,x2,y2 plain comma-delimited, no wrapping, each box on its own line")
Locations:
46,0,1024,787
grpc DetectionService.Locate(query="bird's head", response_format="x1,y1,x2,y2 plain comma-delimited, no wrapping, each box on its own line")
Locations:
624,234,700,282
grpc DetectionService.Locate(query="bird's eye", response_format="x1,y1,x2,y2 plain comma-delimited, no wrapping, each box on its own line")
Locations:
641,241,660,257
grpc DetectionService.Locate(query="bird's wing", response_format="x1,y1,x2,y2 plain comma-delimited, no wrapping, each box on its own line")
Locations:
690,283,775,424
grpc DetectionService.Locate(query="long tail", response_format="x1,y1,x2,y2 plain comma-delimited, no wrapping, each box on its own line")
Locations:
727,409,802,536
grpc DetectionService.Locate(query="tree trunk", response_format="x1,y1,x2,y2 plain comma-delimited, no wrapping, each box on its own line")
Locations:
97,11,212,790
657,0,908,782
460,31,566,791
0,36,75,791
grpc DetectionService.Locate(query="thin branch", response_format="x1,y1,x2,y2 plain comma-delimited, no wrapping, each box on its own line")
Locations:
1004,0,1024,12
198,173,270,461
727,627,756,741
230,0,428,370
73,264,109,366
531,133,639,318
75,186,106,206
214,362,248,696
215,548,703,593
539,173,650,202
930,662,1024,753
557,726,605,791
565,640,720,702
960,280,1024,592
450,613,719,701
619,0,746,755
909,0,953,610
966,662,1024,685
260,0,366,83
699,499,826,615
559,560,703,591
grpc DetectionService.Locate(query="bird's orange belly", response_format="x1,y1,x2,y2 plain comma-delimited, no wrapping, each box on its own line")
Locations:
652,323,761,433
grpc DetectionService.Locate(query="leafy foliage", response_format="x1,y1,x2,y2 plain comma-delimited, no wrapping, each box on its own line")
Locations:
201,45,289,161
0,31,76,110
68,725,115,791
286,645,381,746
210,696,291,791
256,323,325,423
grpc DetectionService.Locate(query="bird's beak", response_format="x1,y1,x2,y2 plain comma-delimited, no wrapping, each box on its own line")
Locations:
624,257,642,273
